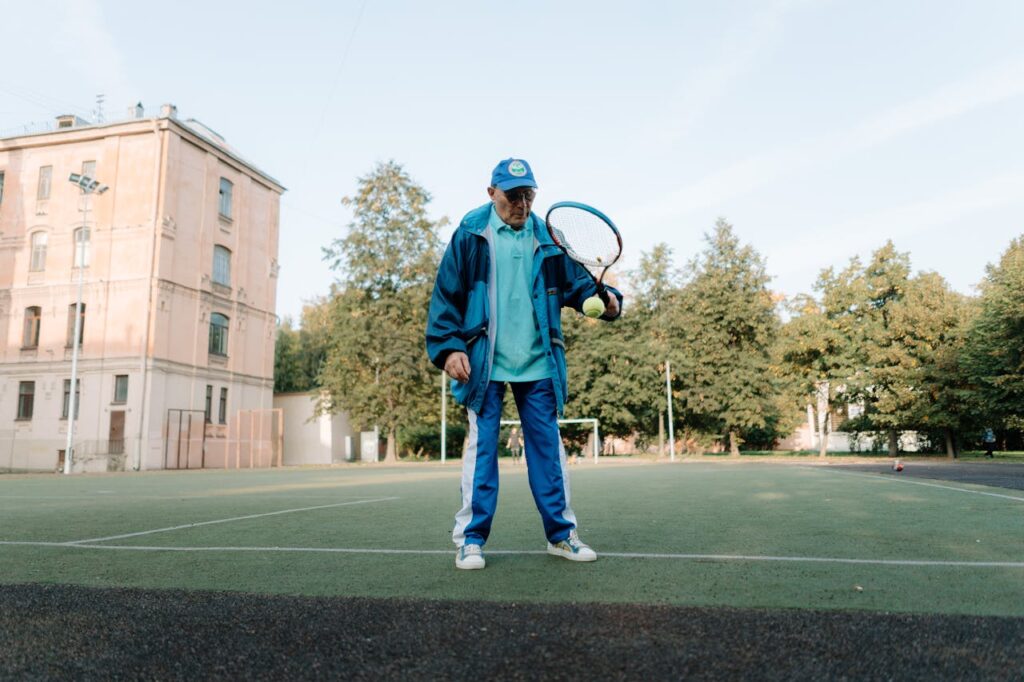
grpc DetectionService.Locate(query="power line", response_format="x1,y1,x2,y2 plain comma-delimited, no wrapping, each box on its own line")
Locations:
299,0,370,179
0,81,94,119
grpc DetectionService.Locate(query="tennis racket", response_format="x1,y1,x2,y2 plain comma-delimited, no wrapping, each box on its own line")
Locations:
545,201,623,306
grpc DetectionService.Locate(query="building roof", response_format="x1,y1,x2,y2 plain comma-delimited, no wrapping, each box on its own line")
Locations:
0,110,285,193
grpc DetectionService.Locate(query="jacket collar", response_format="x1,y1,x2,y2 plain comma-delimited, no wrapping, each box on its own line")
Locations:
461,202,555,247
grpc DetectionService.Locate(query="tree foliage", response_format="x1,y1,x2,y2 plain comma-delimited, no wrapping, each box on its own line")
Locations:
963,236,1024,431
273,302,332,393
783,242,979,456
279,161,1021,459
317,161,446,461
672,220,780,455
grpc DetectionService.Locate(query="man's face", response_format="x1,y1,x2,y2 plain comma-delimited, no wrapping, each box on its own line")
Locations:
488,185,536,228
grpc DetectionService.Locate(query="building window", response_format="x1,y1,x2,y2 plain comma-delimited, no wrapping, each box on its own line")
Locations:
73,227,91,268
114,375,129,404
0,171,5,204
219,388,228,425
62,379,81,420
22,307,41,348
218,177,233,219
17,381,35,420
66,303,85,348
37,165,52,200
30,232,48,272
205,385,213,423
213,246,231,287
209,313,229,356
82,160,96,178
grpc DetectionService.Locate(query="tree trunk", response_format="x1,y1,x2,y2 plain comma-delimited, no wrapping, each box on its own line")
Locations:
385,427,397,462
806,404,816,452
945,429,956,459
817,382,829,458
729,430,740,457
887,429,899,457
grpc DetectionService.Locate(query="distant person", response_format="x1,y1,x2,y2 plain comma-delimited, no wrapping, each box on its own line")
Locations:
506,426,523,465
426,158,623,570
983,428,996,458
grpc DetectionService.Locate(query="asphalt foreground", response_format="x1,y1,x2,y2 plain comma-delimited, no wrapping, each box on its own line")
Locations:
837,460,1024,491
2,584,1022,681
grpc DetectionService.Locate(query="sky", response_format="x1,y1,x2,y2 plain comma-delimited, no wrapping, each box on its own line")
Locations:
3,0,1022,322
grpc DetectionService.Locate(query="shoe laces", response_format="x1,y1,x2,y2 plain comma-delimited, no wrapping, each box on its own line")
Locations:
566,530,588,550
462,544,482,557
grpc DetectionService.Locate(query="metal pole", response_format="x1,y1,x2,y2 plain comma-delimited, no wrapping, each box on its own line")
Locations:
666,360,675,462
592,420,599,463
63,195,89,474
277,409,284,467
440,372,447,463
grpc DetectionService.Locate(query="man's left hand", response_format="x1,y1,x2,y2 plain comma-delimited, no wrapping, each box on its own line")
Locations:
604,294,620,318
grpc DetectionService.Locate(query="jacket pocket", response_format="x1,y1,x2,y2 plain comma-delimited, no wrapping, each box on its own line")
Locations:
548,328,568,404
459,320,488,348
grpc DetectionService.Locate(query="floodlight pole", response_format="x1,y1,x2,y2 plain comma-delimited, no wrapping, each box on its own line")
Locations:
440,372,447,463
666,360,675,461
64,173,108,474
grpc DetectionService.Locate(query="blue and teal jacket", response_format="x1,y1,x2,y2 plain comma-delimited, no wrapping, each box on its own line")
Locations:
426,203,623,415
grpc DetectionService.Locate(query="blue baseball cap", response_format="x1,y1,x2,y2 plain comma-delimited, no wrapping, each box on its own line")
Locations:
490,158,538,191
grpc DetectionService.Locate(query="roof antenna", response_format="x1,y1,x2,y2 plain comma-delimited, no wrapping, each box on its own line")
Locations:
94,94,106,123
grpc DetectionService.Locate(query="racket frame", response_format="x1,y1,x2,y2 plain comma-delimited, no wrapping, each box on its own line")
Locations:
544,201,623,301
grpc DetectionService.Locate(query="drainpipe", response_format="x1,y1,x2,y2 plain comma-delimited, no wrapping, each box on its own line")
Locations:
134,117,167,470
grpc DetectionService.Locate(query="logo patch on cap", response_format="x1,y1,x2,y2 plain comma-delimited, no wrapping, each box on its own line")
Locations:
508,160,527,177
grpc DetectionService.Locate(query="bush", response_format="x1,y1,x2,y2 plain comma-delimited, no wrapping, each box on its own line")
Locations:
399,424,466,460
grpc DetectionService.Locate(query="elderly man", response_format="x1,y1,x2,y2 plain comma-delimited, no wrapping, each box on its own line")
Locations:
426,158,622,570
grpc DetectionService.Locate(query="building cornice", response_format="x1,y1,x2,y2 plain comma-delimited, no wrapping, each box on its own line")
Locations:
0,117,285,194
0,355,273,386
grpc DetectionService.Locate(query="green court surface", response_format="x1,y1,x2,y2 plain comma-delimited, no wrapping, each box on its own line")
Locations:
1,461,1022,617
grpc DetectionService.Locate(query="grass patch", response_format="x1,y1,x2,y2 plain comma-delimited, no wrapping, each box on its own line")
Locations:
1,463,1021,616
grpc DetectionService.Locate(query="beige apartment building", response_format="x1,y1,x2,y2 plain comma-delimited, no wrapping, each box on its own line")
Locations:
0,105,283,471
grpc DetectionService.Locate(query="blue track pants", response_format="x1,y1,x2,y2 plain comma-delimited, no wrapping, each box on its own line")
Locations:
453,379,578,547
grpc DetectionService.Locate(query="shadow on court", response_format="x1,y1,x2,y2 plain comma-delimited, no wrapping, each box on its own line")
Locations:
834,461,1024,492
2,584,1022,680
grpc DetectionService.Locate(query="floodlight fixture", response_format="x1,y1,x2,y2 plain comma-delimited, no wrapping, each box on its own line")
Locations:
69,172,109,194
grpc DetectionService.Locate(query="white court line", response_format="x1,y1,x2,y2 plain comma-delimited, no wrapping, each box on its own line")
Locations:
68,497,399,545
1,541,1022,568
812,467,1024,503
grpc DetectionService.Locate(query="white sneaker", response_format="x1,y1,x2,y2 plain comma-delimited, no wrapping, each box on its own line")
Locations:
547,530,597,562
455,543,485,570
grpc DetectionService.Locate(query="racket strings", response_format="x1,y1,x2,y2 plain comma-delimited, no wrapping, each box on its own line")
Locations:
546,208,621,268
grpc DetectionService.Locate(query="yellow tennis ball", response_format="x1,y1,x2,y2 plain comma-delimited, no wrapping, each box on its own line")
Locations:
583,296,605,318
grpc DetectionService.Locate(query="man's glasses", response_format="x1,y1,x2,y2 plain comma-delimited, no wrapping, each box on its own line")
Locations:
503,188,536,204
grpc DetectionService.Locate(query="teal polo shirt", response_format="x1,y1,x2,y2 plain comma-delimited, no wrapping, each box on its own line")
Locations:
489,206,550,382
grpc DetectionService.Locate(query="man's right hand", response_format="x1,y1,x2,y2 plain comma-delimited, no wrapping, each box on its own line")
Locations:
444,352,471,383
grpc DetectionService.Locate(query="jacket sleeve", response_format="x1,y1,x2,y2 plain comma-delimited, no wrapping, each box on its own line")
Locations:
426,235,468,369
560,255,624,321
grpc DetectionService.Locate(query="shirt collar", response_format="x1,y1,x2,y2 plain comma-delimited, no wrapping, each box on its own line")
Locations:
489,205,527,235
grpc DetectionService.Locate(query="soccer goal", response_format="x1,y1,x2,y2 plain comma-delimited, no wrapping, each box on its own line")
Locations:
500,418,601,463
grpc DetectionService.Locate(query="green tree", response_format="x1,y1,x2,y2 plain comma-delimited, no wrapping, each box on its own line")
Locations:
800,243,977,456
317,161,446,461
297,299,332,387
632,244,688,452
563,306,660,445
273,317,304,393
963,235,1024,432
849,242,913,455
898,273,976,456
273,302,332,393
674,220,779,456
777,294,846,457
